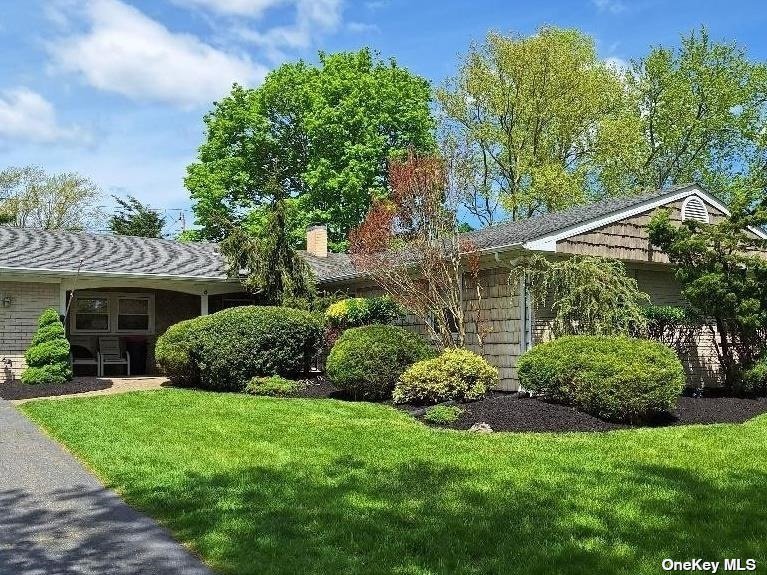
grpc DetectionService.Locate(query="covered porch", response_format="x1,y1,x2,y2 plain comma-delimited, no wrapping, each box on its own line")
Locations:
61,275,253,377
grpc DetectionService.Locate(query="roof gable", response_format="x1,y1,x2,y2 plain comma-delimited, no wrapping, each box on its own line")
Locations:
463,184,699,252
519,185,767,252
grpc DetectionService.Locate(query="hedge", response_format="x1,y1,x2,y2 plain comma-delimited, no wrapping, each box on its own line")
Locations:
155,306,323,391
517,335,685,423
394,348,498,404
326,325,435,400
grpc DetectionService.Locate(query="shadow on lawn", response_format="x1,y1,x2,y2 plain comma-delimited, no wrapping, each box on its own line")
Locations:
115,458,767,575
0,485,212,575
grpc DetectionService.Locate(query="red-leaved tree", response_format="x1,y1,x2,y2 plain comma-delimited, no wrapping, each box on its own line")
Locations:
350,151,488,349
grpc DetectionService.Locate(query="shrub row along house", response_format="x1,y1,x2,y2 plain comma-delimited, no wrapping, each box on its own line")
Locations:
1,184,762,389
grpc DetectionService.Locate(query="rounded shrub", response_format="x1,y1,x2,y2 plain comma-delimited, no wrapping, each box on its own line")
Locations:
155,306,323,392
154,317,211,387
326,325,436,400
325,296,404,329
517,335,685,423
394,348,499,405
245,375,301,397
423,404,463,424
22,308,72,385
737,358,767,396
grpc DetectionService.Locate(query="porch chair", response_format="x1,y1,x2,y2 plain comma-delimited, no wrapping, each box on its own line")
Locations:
98,337,130,377
69,337,99,375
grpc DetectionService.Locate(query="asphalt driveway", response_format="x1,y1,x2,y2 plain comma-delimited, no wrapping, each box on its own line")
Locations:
0,398,214,575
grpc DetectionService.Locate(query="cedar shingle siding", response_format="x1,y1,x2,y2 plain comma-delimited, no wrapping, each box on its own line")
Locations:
0,282,59,381
556,199,727,263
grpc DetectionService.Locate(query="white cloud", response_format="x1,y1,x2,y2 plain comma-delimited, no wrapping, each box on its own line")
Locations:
347,21,379,34
171,0,288,17
0,87,86,144
592,0,627,14
604,56,630,74
365,0,387,10
49,0,266,108
236,0,342,55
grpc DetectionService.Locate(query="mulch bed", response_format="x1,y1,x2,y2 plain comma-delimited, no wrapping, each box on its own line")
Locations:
0,378,112,401
290,377,767,433
425,391,767,433
9,372,764,433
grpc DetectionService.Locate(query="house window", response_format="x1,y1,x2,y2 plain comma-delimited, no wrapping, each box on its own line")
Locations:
681,196,710,224
74,297,110,332
430,308,459,337
118,297,150,330
71,292,154,334
443,308,459,334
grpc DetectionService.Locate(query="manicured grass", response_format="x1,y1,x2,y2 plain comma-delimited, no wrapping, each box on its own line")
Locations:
21,390,767,575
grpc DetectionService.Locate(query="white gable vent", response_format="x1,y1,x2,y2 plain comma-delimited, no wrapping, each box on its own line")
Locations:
681,196,710,224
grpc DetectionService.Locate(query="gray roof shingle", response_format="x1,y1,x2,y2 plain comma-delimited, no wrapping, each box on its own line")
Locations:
0,226,229,279
304,184,700,283
0,184,701,285
463,184,696,250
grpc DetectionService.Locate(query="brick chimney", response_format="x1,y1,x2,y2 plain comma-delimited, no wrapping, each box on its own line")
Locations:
306,225,328,258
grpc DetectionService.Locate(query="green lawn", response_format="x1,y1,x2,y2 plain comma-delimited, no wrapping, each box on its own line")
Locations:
21,389,767,575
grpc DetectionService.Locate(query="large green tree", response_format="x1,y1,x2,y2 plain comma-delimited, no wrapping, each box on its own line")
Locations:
437,27,628,224
186,49,435,250
597,27,767,200
0,166,102,230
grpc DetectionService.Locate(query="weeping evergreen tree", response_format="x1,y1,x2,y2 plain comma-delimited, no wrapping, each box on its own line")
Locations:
220,198,315,306
510,255,650,338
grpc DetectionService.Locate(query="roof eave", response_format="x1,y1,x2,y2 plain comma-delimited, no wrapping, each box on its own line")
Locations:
0,265,236,283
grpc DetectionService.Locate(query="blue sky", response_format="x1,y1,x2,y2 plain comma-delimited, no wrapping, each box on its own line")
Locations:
2,0,766,234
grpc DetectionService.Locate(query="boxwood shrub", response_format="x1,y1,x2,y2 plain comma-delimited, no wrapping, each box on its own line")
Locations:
517,335,685,423
155,306,323,391
326,325,435,400
22,308,72,385
394,348,499,404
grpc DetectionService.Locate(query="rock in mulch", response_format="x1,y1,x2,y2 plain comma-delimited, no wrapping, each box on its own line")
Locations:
293,376,339,399
468,422,493,433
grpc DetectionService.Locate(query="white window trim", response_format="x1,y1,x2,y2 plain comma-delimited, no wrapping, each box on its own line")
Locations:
70,292,155,335
681,195,711,224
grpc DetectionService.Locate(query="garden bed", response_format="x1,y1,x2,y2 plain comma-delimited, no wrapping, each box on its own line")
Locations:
0,377,112,401
279,377,767,433
422,391,767,433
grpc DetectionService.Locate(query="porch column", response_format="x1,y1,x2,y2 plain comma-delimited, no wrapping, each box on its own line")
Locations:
200,293,209,316
59,283,68,317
